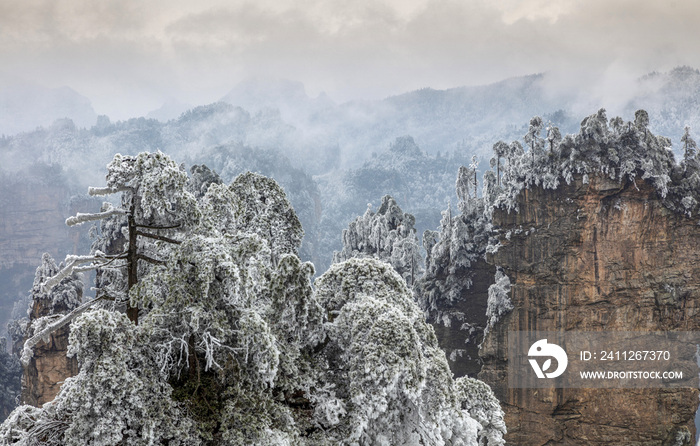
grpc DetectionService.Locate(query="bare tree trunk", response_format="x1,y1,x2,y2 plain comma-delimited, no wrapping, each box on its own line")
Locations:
126,200,138,324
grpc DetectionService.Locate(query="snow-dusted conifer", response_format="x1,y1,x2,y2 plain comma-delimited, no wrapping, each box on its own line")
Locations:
455,377,506,446
485,268,512,332
230,172,303,264
681,126,698,172
333,195,423,285
43,152,200,324
635,109,650,133
188,164,222,199
546,124,562,154
312,258,480,445
490,141,509,186
524,116,545,165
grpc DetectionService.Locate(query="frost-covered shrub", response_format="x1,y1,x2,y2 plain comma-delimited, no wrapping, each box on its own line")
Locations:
312,258,481,445
1,310,199,446
455,377,506,446
230,172,304,264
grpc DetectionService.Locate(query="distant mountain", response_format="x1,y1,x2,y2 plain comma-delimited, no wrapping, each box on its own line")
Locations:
146,99,193,122
215,68,700,166
220,77,335,125
324,74,580,160
0,83,96,136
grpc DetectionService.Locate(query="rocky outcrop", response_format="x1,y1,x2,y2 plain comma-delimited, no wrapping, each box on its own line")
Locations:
20,254,82,407
480,174,700,445
21,324,78,407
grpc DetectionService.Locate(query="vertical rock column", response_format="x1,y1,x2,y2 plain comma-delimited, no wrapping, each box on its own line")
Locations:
480,175,700,445
20,254,82,407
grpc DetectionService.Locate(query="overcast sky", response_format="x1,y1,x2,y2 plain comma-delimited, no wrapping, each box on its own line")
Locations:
1,0,699,119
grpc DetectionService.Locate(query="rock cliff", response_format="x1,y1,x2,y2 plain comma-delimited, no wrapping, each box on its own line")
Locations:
479,174,700,445
0,181,73,270
21,323,78,407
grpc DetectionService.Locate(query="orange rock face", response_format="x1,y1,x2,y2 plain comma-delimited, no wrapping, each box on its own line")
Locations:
21,326,78,407
480,175,700,445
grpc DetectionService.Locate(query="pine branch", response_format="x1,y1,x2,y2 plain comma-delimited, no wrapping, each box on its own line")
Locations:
137,254,166,265
134,223,181,230
88,186,131,196
135,230,181,244
65,207,126,227
42,255,111,293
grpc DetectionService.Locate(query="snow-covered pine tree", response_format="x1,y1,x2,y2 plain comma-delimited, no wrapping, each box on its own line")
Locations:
546,123,562,155
230,171,304,265
681,126,698,173
187,164,223,199
40,152,200,325
524,116,545,166
490,141,509,187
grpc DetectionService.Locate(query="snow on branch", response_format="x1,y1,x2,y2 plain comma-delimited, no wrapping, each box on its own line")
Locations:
41,253,113,293
21,296,106,366
87,186,131,196
65,206,126,227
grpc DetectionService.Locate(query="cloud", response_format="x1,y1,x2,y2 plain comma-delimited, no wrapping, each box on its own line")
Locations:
1,0,699,119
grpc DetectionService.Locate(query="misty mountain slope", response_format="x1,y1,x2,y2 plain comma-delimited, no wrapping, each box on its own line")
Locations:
213,68,700,169
221,77,335,122
212,74,581,170
377,74,573,147
0,84,96,136
146,99,193,122
628,66,700,146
